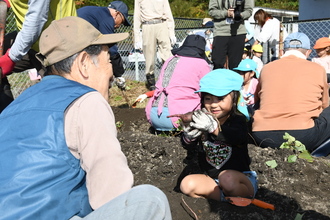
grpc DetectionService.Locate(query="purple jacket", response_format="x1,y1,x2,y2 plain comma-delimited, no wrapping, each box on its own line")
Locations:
146,55,211,127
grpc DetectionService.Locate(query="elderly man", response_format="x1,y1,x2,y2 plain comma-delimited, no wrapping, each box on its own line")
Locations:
252,32,330,155
0,17,171,219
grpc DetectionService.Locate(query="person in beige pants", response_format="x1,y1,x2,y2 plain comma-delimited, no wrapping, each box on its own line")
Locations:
134,0,176,90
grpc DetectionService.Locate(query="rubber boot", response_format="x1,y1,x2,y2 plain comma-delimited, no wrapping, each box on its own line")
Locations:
146,73,156,91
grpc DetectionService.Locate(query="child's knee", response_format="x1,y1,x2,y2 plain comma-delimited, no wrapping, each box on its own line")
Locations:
218,170,237,192
180,175,197,196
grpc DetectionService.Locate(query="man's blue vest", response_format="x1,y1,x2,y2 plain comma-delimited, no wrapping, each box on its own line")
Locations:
0,76,95,219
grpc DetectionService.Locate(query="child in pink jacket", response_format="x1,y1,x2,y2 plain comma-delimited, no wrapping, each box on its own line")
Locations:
145,35,211,132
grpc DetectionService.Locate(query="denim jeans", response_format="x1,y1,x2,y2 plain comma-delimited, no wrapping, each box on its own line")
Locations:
215,171,258,201
150,107,175,131
70,184,172,220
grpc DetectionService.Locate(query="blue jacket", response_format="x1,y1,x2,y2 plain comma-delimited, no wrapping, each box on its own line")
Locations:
0,76,95,219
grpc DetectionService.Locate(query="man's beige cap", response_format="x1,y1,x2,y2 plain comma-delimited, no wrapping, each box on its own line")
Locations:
36,16,129,67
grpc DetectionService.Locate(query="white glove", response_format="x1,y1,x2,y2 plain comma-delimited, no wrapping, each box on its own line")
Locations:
170,36,177,46
183,124,202,142
135,41,142,50
134,94,148,103
190,108,218,133
115,77,126,90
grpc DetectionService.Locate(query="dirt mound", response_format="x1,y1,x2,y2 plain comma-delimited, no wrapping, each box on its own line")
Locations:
113,107,330,220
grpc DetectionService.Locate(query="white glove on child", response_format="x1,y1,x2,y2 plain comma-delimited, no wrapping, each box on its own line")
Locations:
190,108,218,133
183,124,202,142
115,77,126,90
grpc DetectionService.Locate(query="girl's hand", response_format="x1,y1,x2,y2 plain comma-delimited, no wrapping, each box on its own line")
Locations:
190,109,218,134
183,124,202,143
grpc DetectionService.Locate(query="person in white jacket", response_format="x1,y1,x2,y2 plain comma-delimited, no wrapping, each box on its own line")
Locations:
252,9,280,64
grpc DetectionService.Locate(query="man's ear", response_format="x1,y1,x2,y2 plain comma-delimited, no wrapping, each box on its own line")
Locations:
306,49,312,58
76,51,90,78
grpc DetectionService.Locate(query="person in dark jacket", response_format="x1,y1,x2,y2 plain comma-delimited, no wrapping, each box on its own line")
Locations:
78,1,131,90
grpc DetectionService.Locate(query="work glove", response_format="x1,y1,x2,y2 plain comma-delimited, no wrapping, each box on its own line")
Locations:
0,49,15,78
135,41,142,50
134,94,148,103
115,77,126,90
190,108,218,133
183,124,202,143
170,36,177,46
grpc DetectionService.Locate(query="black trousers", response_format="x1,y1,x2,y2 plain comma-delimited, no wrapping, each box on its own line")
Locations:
211,34,245,70
252,106,330,152
0,77,13,113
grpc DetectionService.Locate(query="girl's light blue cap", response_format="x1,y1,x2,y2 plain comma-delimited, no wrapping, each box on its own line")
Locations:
233,59,260,78
195,69,243,97
195,69,249,120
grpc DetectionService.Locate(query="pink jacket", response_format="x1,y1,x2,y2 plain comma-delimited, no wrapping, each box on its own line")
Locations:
146,55,211,127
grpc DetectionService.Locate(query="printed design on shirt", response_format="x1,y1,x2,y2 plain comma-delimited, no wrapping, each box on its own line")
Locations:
203,140,232,169
242,92,254,105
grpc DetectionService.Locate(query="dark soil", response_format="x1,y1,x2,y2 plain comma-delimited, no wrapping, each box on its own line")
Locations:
113,107,330,220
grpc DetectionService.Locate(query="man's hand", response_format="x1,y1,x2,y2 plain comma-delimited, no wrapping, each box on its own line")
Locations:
227,8,235,18
170,36,177,46
115,77,126,90
0,0,10,8
0,49,15,78
190,108,218,133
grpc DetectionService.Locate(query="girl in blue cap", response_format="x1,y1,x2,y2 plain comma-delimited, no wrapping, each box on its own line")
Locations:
179,69,258,202
233,59,260,115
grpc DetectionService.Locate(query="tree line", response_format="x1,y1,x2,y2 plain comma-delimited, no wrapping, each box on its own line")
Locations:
75,0,299,18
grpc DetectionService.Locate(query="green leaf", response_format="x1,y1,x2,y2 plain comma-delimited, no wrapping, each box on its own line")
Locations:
283,132,296,143
265,160,278,168
288,155,297,163
280,142,290,149
294,213,304,220
298,151,314,162
293,140,306,152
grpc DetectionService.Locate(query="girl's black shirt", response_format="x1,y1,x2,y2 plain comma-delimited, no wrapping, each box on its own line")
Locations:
182,114,251,179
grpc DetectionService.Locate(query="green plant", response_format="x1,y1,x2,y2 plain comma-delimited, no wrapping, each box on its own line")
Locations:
294,213,304,220
116,121,124,129
174,119,183,131
266,133,314,168
279,132,314,163
265,160,278,168
113,96,123,102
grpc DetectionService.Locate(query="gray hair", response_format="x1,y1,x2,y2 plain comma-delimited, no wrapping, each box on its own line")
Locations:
44,44,103,76
284,47,309,54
